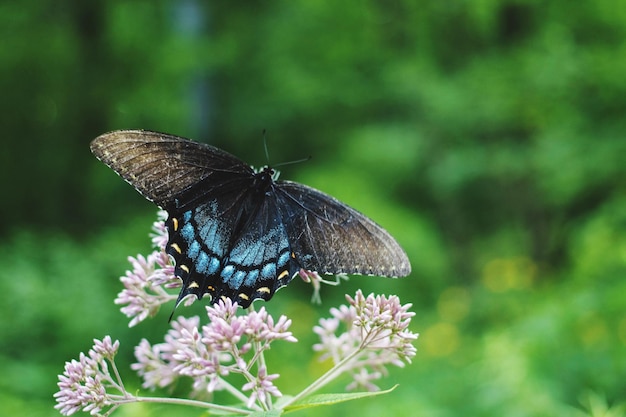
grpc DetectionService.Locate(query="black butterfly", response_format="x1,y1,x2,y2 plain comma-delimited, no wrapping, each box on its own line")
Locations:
91,130,411,308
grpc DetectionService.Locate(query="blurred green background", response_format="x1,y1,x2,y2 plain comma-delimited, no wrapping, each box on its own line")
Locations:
1,1,625,416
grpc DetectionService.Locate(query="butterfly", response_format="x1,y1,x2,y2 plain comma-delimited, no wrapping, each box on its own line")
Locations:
90,130,411,308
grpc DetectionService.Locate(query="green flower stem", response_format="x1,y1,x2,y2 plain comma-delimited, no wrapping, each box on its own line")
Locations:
281,346,362,408
108,359,127,397
108,394,250,415
218,377,257,407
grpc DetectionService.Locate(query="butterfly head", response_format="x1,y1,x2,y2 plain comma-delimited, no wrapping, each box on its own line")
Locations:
253,166,280,184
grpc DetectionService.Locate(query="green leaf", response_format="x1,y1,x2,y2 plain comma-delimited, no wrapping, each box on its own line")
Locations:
283,385,398,413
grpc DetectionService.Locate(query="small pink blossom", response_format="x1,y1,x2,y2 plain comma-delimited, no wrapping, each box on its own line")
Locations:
150,210,169,250
242,366,282,408
299,269,349,303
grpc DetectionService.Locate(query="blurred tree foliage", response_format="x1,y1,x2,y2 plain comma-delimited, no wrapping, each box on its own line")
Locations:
0,1,625,416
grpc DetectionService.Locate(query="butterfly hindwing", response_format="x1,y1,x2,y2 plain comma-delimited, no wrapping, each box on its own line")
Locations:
166,200,235,306
167,190,300,307
216,194,299,304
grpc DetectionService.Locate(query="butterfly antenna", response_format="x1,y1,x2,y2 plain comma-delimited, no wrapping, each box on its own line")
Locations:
273,155,312,168
263,129,271,165
262,129,311,168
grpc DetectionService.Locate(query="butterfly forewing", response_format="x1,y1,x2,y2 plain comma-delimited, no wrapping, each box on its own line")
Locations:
90,130,254,208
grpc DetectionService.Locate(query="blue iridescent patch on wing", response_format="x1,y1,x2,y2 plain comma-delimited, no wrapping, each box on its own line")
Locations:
165,198,300,308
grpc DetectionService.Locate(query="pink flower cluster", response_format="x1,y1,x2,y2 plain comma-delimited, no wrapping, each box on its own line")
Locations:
114,211,179,326
132,298,296,408
54,336,121,416
55,290,418,416
313,290,418,391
